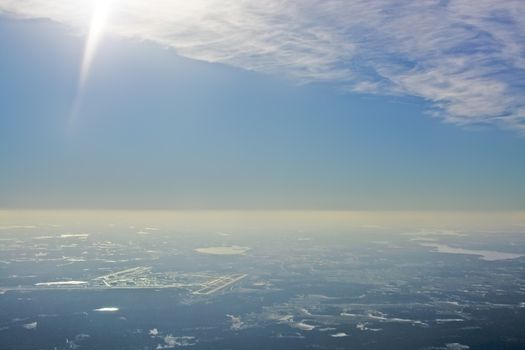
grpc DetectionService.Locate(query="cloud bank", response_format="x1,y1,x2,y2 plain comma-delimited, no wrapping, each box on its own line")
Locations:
1,0,524,131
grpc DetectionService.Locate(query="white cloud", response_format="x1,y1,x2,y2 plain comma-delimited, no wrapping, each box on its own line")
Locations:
60,233,89,238
330,332,348,337
446,343,470,350
22,321,37,330
93,307,119,312
156,335,196,348
226,314,244,331
1,0,524,131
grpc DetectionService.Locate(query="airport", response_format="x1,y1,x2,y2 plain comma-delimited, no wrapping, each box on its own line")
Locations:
22,266,248,296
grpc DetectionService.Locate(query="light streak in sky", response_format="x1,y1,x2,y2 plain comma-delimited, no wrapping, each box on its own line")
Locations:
70,1,110,125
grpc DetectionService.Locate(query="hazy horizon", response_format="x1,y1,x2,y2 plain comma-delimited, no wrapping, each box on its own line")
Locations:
2,209,525,233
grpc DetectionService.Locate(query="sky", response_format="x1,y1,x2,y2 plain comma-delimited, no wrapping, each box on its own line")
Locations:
0,0,524,210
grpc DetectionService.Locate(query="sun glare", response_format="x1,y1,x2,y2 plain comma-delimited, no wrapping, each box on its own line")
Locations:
69,1,110,125
79,1,110,89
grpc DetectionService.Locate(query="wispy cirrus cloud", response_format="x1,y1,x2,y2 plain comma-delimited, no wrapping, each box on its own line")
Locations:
1,0,524,131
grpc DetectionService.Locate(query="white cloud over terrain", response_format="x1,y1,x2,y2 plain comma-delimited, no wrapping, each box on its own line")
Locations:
1,0,524,131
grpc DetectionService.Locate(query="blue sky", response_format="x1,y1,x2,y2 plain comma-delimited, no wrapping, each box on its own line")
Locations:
0,1,524,210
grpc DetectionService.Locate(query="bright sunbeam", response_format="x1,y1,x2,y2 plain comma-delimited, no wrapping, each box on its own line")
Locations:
79,1,110,88
70,1,110,125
